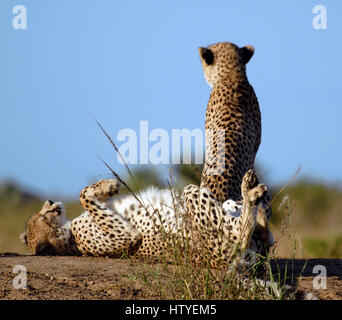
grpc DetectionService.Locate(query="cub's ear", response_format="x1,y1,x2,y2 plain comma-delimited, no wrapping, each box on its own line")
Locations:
199,47,214,65
240,45,255,64
20,232,28,245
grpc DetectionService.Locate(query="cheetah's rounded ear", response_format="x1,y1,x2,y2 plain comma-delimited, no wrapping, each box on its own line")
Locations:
240,45,255,64
199,47,214,66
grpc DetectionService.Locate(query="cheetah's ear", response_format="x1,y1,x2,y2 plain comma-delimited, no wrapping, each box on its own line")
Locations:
199,47,214,66
240,45,255,64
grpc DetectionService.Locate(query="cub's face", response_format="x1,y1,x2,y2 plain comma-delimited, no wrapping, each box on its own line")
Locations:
198,42,255,88
20,200,67,255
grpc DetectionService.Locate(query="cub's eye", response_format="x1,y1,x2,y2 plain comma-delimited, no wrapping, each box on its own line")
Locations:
200,48,214,66
48,200,54,205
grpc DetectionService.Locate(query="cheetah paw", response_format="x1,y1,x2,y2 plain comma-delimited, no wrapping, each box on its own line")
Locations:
247,184,267,203
241,169,258,198
94,179,120,201
81,179,120,204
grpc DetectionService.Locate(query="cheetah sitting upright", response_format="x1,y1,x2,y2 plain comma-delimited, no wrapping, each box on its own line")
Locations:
21,41,273,268
182,42,273,263
199,42,262,203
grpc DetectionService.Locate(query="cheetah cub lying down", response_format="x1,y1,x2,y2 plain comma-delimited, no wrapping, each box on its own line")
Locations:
21,169,274,268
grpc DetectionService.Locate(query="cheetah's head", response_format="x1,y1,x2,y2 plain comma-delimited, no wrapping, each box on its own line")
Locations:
198,42,254,88
20,200,70,255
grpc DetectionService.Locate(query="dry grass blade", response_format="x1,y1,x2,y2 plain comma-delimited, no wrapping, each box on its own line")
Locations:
267,165,301,210
95,119,136,183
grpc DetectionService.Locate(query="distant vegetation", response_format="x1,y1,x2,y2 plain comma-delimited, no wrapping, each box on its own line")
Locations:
1,166,341,258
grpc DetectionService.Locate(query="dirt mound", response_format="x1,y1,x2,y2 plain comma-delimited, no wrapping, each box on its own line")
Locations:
0,254,341,300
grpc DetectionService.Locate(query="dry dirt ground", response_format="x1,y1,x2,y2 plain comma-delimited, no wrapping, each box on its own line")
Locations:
0,254,342,300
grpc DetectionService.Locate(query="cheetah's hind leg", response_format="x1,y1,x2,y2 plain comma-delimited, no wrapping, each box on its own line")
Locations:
73,179,142,257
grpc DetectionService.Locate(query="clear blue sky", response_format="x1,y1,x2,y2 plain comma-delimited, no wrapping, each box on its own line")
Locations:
1,0,341,199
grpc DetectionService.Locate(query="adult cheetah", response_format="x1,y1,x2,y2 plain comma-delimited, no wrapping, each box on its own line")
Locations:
199,42,263,203
182,41,273,263
21,170,272,267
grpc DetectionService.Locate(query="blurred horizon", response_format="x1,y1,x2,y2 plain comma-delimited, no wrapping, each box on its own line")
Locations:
2,162,342,258
1,162,341,203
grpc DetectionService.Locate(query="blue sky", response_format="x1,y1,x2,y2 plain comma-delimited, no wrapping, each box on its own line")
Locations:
0,0,341,199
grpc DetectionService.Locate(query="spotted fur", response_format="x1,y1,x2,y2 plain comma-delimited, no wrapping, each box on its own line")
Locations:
20,41,273,268
199,42,261,203
21,170,273,267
